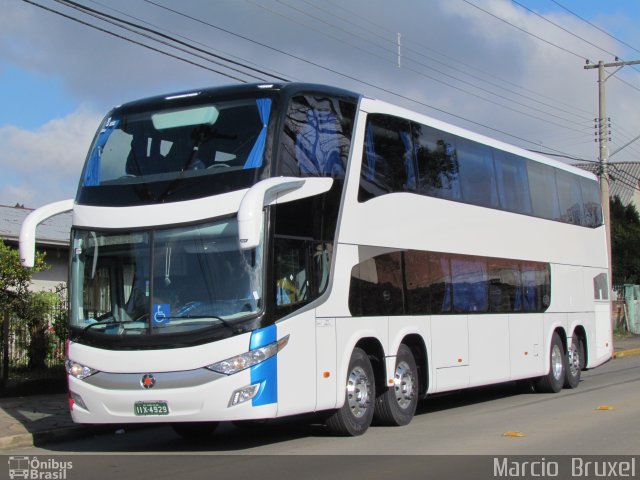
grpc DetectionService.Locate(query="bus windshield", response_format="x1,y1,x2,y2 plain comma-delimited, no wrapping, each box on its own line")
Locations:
69,218,263,341
77,95,272,206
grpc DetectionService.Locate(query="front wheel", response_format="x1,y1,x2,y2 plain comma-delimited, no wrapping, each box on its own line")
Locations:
535,332,566,393
326,348,375,436
564,334,584,389
374,344,418,426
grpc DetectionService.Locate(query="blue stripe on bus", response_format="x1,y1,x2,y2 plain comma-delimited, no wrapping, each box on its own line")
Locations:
249,325,278,406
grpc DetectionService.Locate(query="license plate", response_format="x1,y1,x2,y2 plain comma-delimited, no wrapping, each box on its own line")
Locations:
134,401,169,416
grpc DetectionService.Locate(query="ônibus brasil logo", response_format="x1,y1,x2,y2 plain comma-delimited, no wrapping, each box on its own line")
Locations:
8,456,73,479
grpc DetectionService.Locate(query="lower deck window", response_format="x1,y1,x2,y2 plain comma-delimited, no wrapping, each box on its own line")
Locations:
349,250,550,316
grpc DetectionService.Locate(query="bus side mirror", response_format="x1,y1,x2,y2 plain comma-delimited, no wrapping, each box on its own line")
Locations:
237,177,333,250
19,199,74,267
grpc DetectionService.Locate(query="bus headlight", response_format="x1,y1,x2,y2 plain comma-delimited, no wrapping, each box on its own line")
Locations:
207,335,289,375
65,359,99,380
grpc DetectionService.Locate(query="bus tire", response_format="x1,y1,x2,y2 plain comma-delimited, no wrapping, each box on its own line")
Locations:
326,347,375,436
172,422,218,440
535,332,566,393
564,333,584,389
373,344,418,426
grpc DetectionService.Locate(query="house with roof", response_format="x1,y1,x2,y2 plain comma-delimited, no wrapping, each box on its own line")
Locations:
574,161,640,210
0,204,72,292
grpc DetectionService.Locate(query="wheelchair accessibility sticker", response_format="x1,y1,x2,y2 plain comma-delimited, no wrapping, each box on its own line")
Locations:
152,304,171,324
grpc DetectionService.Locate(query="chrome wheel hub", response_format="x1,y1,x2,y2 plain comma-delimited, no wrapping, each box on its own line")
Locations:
346,366,371,418
394,360,416,409
568,342,581,376
551,344,564,380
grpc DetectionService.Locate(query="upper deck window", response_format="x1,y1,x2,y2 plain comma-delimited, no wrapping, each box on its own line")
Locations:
358,113,602,229
77,87,358,207
77,95,273,206
277,94,356,179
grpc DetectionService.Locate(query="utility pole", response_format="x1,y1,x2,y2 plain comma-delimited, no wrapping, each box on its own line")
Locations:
584,58,640,296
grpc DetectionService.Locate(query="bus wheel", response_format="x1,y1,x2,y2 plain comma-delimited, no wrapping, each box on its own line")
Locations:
326,347,375,436
374,344,418,426
535,332,566,393
564,334,584,389
172,422,218,440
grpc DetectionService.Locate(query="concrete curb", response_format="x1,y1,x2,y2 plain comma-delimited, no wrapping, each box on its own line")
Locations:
613,348,640,359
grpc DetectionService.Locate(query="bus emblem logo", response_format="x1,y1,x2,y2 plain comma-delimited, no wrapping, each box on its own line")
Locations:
141,374,156,389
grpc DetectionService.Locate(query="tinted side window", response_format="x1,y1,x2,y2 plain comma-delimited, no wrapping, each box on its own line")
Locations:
457,138,498,208
451,256,488,313
488,259,522,312
404,250,430,314
278,95,356,178
593,273,608,300
405,251,452,314
413,123,460,200
521,262,551,312
580,177,603,227
359,115,413,201
349,252,404,315
527,161,561,221
556,169,584,225
494,151,532,214
349,250,550,316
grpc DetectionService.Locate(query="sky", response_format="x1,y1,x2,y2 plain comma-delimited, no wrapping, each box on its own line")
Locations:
2,0,640,208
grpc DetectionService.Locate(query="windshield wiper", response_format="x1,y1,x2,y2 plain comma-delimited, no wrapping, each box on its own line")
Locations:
82,320,146,333
168,315,232,329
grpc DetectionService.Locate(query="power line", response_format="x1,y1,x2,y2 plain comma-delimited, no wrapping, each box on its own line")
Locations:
550,0,640,57
23,0,597,163
511,0,620,60
86,0,295,82
249,0,591,132
608,164,640,192
534,0,640,87
527,150,595,163
53,0,288,82
459,0,588,60
293,0,592,122
143,0,596,159
323,0,594,118
20,0,250,83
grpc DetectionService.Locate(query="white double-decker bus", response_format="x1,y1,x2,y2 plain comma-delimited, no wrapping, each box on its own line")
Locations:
20,83,612,437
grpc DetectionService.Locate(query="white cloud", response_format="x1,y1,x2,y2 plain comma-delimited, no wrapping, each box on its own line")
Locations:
2,0,640,210
0,106,101,207
0,184,34,207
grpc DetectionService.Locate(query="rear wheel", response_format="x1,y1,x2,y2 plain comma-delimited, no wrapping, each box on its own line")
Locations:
564,333,584,389
172,422,219,440
374,344,418,426
326,348,375,436
535,332,566,393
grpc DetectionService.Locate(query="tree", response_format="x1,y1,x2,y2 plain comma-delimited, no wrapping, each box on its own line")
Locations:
610,196,640,285
1,238,49,371
22,291,59,369
0,238,46,314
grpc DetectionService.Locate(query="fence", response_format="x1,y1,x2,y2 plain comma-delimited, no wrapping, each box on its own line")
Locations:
1,304,67,396
621,285,640,334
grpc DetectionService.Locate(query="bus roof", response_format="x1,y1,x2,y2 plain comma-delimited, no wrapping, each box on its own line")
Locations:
113,83,361,112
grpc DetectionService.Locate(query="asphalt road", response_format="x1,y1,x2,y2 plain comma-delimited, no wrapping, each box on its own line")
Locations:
3,355,639,480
